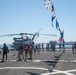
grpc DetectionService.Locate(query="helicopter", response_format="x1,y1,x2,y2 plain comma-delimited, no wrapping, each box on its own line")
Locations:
0,32,58,51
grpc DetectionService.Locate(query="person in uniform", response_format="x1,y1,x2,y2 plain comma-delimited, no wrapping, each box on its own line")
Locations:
72,43,75,54
24,45,28,61
28,43,33,60
2,43,8,62
17,43,24,61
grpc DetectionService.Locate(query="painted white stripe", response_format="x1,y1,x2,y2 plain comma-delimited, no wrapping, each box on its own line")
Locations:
0,67,76,75
0,67,48,70
70,60,76,62
33,60,42,62
41,73,52,75
59,60,68,62
9,60,17,61
41,72,61,75
0,59,76,62
42,69,75,75
65,69,76,72
44,60,55,61
53,69,75,75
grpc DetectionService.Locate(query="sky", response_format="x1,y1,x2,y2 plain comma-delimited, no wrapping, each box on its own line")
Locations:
0,0,76,44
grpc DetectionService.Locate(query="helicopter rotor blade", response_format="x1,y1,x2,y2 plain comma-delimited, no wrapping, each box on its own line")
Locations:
0,34,20,37
0,32,58,38
0,33,35,37
39,33,58,37
20,33,34,35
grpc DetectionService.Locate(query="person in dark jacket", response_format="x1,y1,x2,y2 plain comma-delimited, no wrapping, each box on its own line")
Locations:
75,42,76,52
62,39,65,53
2,43,8,62
17,43,24,61
72,43,75,54
59,43,61,51
24,45,28,61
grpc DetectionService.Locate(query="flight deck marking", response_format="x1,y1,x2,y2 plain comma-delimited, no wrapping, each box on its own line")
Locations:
0,67,76,75
41,69,76,75
0,59,76,62
0,67,48,70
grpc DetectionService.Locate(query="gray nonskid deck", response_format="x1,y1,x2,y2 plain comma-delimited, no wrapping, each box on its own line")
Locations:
0,50,76,75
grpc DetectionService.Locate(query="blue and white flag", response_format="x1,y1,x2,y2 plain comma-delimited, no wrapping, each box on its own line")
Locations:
51,15,56,22
51,15,56,27
56,19,59,30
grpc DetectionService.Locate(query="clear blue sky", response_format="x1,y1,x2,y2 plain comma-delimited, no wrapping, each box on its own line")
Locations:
0,0,76,44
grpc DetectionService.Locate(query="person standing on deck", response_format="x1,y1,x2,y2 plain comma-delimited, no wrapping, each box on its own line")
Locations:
2,43,8,62
24,45,28,61
42,43,44,52
72,43,75,54
28,43,33,60
59,43,61,51
75,42,76,52
17,43,24,61
62,39,65,53
34,46,37,55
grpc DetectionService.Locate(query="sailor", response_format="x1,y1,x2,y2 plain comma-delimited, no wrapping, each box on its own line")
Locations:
34,46,37,55
24,45,28,61
75,42,76,52
59,43,61,51
72,43,75,54
2,43,8,62
17,43,24,61
62,39,65,53
28,43,33,60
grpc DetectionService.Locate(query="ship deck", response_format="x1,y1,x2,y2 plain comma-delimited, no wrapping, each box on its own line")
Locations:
0,50,76,75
